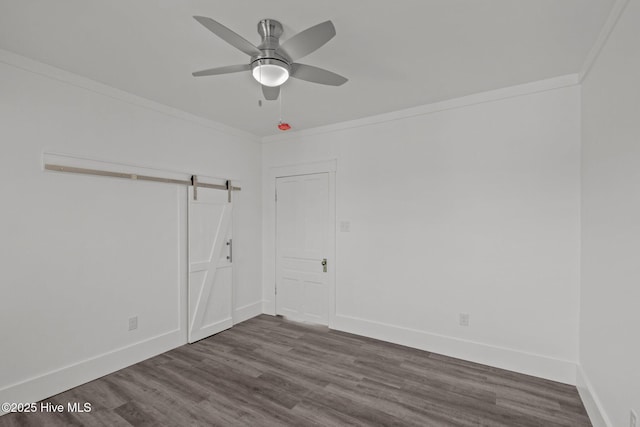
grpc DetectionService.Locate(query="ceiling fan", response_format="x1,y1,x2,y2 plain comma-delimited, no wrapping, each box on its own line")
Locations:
192,16,348,100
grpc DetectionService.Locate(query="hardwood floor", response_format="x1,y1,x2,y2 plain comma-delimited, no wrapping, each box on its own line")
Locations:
1,315,591,426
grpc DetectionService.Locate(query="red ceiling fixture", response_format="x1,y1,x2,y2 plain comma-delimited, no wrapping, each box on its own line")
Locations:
277,122,291,131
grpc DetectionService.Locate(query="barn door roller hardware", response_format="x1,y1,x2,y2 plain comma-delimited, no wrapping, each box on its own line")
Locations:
44,164,241,202
191,174,198,200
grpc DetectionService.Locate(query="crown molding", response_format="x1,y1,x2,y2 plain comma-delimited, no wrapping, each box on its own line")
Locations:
0,48,261,144
579,0,631,83
262,74,579,144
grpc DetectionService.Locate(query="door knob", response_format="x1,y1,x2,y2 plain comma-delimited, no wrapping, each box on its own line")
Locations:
321,258,327,273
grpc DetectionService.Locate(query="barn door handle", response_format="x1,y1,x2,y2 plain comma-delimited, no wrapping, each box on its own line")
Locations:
321,258,327,273
226,239,232,263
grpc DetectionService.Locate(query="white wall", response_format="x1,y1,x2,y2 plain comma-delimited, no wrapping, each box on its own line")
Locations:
263,80,582,384
0,51,262,406
580,0,640,425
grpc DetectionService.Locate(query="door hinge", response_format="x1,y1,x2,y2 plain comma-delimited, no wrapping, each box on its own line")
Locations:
275,191,277,202
275,286,277,295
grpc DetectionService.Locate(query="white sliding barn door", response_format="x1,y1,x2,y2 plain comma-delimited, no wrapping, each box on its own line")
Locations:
276,173,329,325
188,187,233,343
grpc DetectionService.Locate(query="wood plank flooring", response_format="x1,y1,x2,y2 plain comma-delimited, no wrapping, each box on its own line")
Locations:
0,315,591,426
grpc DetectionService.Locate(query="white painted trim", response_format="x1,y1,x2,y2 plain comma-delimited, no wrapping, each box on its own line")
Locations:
178,185,189,345
270,159,338,176
0,49,580,144
0,48,260,143
262,74,579,144
327,172,337,329
233,301,263,324
0,329,182,416
332,314,577,385
576,365,612,427
578,0,631,83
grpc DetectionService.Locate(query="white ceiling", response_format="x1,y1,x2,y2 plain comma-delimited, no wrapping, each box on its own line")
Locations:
0,0,614,137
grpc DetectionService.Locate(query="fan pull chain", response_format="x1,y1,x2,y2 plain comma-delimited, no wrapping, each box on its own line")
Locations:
258,65,263,107
279,86,282,123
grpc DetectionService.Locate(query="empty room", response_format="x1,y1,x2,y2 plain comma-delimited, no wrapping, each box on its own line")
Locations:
0,1,638,426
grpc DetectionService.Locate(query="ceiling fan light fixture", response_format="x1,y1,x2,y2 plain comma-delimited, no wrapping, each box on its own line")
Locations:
252,58,290,87
192,17,348,100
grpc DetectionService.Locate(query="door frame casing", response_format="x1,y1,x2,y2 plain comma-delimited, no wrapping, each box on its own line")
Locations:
264,159,337,328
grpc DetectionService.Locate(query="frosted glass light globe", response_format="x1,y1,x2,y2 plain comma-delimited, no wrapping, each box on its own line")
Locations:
252,63,289,87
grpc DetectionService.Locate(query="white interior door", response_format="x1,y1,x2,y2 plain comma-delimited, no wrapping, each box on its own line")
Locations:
188,187,233,343
276,173,329,325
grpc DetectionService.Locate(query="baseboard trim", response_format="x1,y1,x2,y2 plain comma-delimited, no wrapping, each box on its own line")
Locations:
0,329,182,416
233,301,263,324
0,302,264,417
332,314,577,385
576,365,612,427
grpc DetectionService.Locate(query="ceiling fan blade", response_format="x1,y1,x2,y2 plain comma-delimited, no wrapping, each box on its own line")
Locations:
193,16,261,57
276,20,336,61
262,85,280,101
290,63,348,86
192,64,250,77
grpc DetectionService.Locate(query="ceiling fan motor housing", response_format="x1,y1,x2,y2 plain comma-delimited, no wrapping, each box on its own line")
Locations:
251,19,291,86
257,19,283,44
252,19,291,66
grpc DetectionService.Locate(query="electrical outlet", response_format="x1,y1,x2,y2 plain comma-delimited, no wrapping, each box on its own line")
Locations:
459,313,469,327
128,316,138,331
631,409,637,427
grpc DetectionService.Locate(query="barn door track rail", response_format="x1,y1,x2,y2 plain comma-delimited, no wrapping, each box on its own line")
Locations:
44,163,240,202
